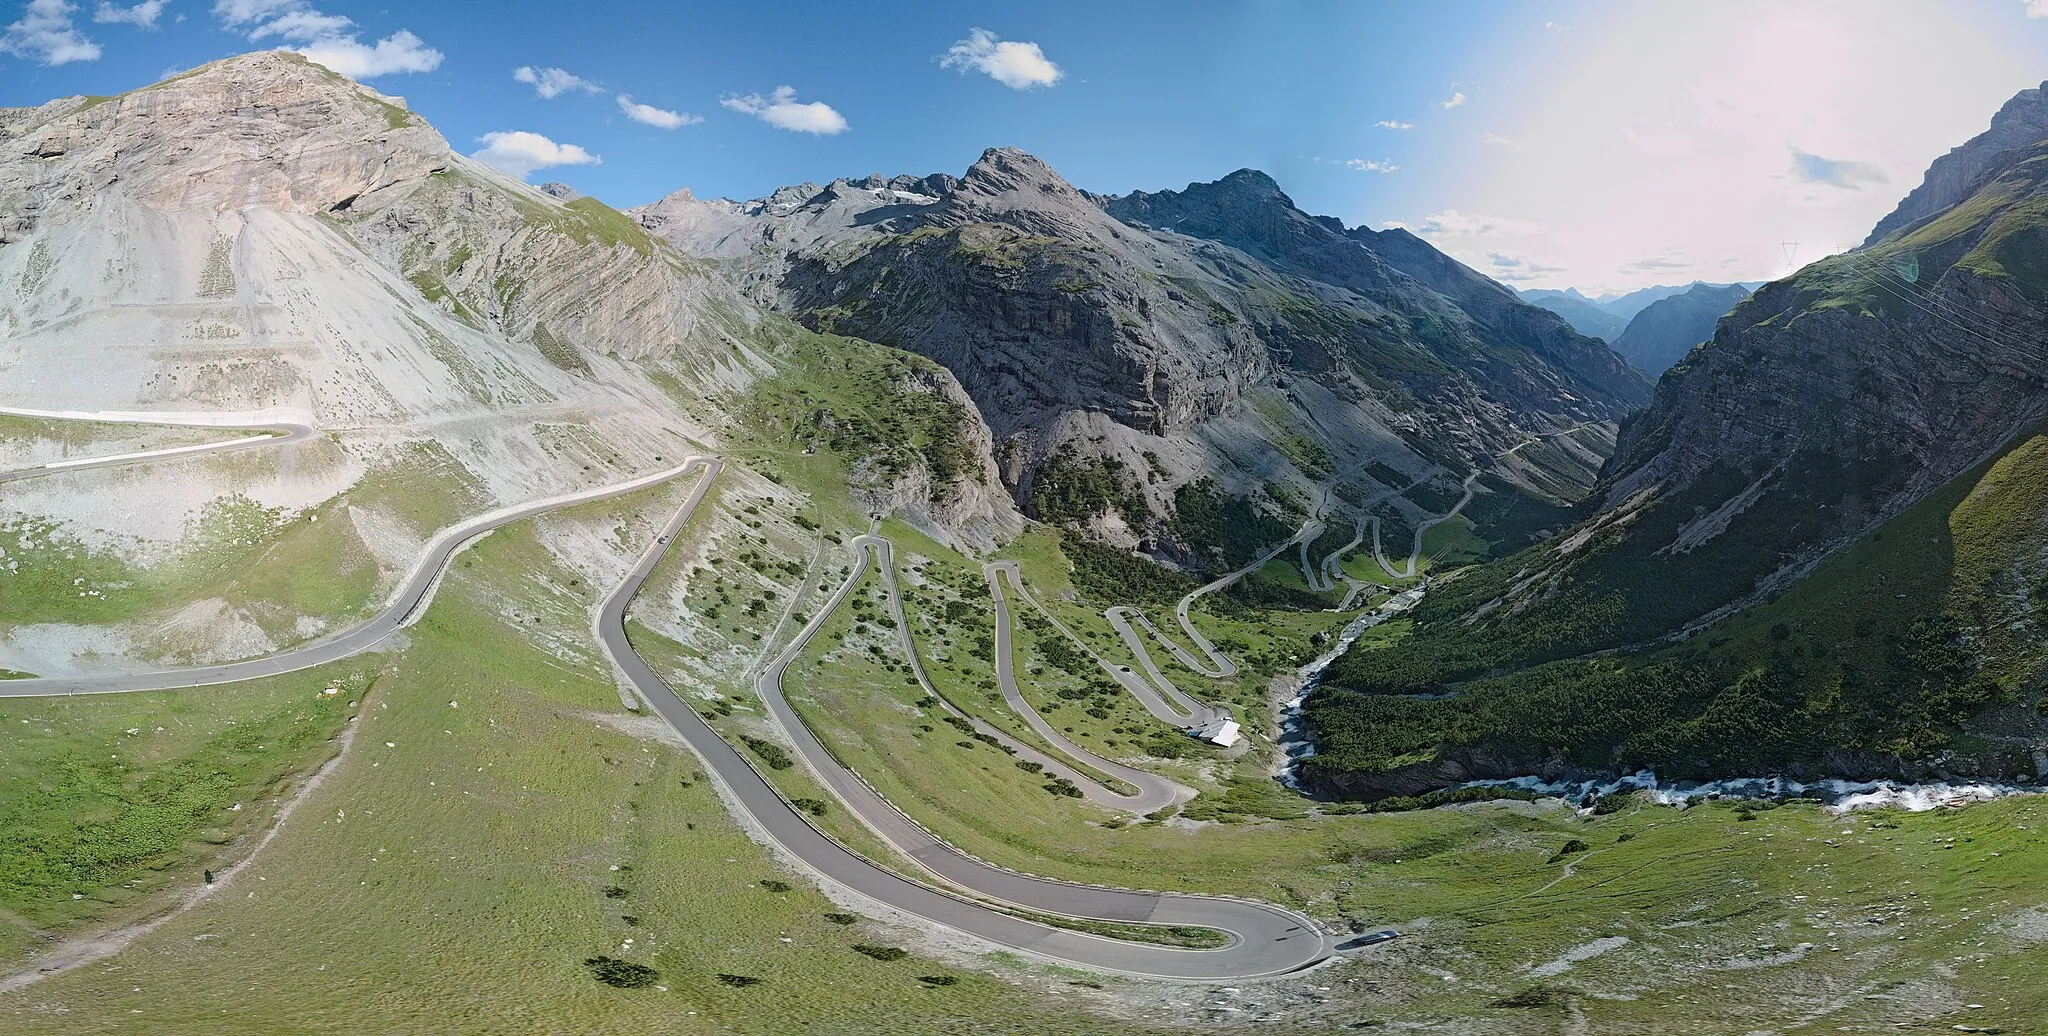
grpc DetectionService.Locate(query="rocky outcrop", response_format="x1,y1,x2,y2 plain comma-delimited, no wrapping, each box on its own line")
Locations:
0,52,446,223
1592,80,2048,576
1608,282,1752,374
850,366,1024,551
1109,170,1649,415
638,148,1651,556
1864,79,2048,245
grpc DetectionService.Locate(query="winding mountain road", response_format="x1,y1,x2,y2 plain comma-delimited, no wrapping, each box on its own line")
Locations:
605,508,1329,980
0,406,318,484
825,535,1173,813
2,408,1332,978
1379,471,1481,580
979,563,1192,812
1074,512,1326,708
1100,605,1224,725
1,453,719,697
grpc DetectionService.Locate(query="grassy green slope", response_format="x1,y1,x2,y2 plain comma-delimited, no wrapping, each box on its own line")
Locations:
1317,143,2048,756
1305,431,2048,789
0,497,1150,1036
6,317,2048,1031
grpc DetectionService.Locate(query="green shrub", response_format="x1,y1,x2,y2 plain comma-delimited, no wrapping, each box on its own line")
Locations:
1031,449,1149,528
740,736,795,770
1169,477,1292,571
1062,532,1199,605
583,956,658,988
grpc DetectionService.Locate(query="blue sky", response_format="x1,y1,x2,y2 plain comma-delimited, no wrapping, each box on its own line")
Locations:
7,1,2048,292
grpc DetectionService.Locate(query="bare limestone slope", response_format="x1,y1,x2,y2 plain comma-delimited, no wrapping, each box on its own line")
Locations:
0,53,1010,674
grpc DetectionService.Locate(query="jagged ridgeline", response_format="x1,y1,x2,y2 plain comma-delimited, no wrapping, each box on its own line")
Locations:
634,149,1649,571
0,49,1643,671
1307,81,2048,801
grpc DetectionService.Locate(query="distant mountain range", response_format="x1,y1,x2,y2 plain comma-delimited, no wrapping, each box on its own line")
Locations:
1608,282,1757,374
1309,79,2048,800
638,150,1649,565
1519,281,1765,343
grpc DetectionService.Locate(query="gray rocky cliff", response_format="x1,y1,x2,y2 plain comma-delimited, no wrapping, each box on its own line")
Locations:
638,148,1651,555
1864,79,2048,246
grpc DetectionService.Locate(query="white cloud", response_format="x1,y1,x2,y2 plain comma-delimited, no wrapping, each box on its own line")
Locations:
296,29,438,77
1483,133,1519,148
242,7,345,39
93,0,166,28
211,0,440,78
1440,89,1467,109
212,0,287,20
1375,119,1413,130
1414,1,2044,292
2026,0,2048,18
1788,147,1888,189
617,93,700,130
2,0,101,64
1623,254,1692,272
1411,209,1542,237
1345,158,1398,173
941,27,1062,89
469,130,600,180
1484,249,1567,282
514,65,600,99
721,85,848,134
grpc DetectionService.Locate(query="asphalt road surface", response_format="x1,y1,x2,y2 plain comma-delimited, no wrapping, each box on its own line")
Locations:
0,458,718,697
0,406,318,484
602,499,1330,979
2,407,1332,979
976,561,1189,813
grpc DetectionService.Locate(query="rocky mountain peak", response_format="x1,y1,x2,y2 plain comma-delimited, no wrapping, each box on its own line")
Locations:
1865,79,2048,245
6,49,450,216
957,147,1081,199
928,146,1107,237
1108,166,1304,236
760,182,824,214
1212,167,1292,204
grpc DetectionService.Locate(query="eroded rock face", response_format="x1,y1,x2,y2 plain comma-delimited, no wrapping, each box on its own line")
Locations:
0,51,446,220
1864,80,2048,246
636,147,1650,548
850,367,1024,551
0,50,741,413
1605,82,2048,545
